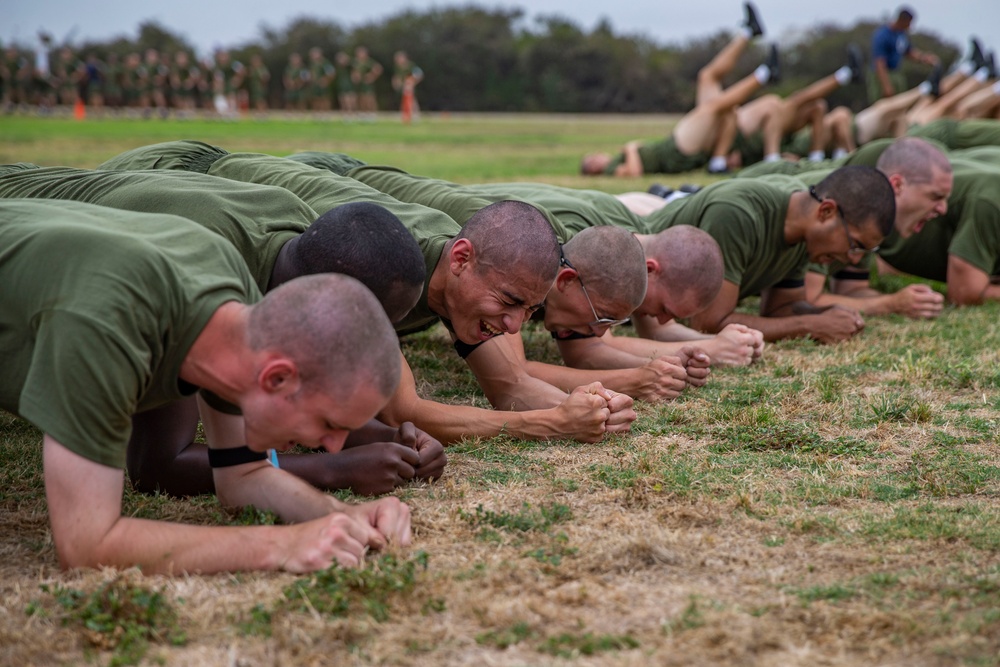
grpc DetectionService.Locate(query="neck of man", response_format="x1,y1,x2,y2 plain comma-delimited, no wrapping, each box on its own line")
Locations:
783,191,816,247
179,301,256,402
425,249,451,320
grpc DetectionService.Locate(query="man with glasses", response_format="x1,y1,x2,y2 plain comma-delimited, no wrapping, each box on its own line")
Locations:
641,165,896,343
780,137,954,317
458,226,707,405
798,137,1000,309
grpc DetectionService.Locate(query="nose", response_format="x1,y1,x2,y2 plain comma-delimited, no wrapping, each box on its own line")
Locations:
589,322,613,337
937,200,948,216
320,430,349,453
656,313,673,325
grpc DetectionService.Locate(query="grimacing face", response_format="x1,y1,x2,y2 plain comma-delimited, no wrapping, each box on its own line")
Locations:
893,168,953,238
445,261,551,345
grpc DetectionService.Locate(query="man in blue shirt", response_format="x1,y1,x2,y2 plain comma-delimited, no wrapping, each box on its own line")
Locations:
870,6,939,102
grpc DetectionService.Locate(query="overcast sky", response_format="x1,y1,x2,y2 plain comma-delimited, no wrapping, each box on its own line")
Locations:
5,0,999,61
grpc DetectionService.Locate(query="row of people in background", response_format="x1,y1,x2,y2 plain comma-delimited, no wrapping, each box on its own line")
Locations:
0,40,422,121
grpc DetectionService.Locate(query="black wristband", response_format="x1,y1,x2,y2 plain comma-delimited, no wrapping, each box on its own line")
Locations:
207,446,269,468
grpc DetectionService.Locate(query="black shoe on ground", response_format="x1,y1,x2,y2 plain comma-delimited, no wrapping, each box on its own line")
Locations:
847,43,864,84
970,37,986,70
678,184,703,194
706,164,730,175
926,63,943,97
743,2,765,38
765,44,781,84
648,183,674,199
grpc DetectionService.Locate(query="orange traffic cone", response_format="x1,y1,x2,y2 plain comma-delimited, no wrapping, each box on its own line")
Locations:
73,98,86,120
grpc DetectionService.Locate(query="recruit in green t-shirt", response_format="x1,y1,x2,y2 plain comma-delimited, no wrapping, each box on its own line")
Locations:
0,165,315,292
0,198,259,468
643,175,809,299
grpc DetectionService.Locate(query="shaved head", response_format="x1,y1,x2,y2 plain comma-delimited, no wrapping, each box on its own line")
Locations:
456,200,561,283
248,274,401,400
647,225,724,307
563,226,647,312
876,137,952,184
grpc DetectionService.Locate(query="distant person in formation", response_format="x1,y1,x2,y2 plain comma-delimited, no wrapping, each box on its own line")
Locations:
283,52,307,111
392,51,423,123
335,51,358,118
308,47,336,111
246,53,271,111
352,46,383,120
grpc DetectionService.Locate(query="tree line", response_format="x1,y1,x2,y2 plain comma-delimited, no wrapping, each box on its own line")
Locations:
27,6,963,113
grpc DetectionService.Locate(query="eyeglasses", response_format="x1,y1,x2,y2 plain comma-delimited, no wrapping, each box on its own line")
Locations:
559,249,630,333
809,186,879,257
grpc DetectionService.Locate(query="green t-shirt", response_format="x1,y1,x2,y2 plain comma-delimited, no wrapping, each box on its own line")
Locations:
605,135,710,175
464,182,643,238
98,140,229,174
877,157,1000,281
286,151,369,176
0,199,259,468
202,151,462,335
644,175,807,298
907,119,1000,151
0,166,316,292
732,130,766,166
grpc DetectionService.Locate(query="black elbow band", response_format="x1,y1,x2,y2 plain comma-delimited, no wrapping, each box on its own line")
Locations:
207,446,269,468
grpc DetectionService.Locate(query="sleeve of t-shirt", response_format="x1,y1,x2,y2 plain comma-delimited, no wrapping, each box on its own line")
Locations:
17,310,144,469
948,198,1000,275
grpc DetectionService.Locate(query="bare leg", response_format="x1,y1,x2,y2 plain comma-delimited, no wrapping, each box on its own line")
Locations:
909,77,990,125
957,85,1000,119
827,106,857,153
696,35,752,106
735,94,783,154
855,86,927,144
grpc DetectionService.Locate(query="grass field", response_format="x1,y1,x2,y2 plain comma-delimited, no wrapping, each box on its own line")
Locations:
1,111,998,666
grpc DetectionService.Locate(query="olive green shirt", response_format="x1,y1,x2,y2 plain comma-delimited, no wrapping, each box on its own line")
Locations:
907,119,1000,151
0,165,316,292
98,140,229,174
605,135,710,175
0,198,259,468
644,176,808,298
464,182,644,238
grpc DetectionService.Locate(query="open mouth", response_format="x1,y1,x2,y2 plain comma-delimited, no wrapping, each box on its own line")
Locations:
479,320,503,339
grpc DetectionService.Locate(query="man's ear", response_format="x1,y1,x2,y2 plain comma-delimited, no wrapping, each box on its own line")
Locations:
646,258,661,277
888,172,905,196
554,267,578,291
817,199,838,223
449,238,474,275
258,358,301,396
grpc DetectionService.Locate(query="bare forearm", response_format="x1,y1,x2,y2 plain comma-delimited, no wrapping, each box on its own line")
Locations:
381,396,567,445
600,333,693,361
715,312,823,342
524,359,646,395
951,282,1000,305
82,517,286,574
559,337,655,370
811,289,897,315
214,463,338,524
